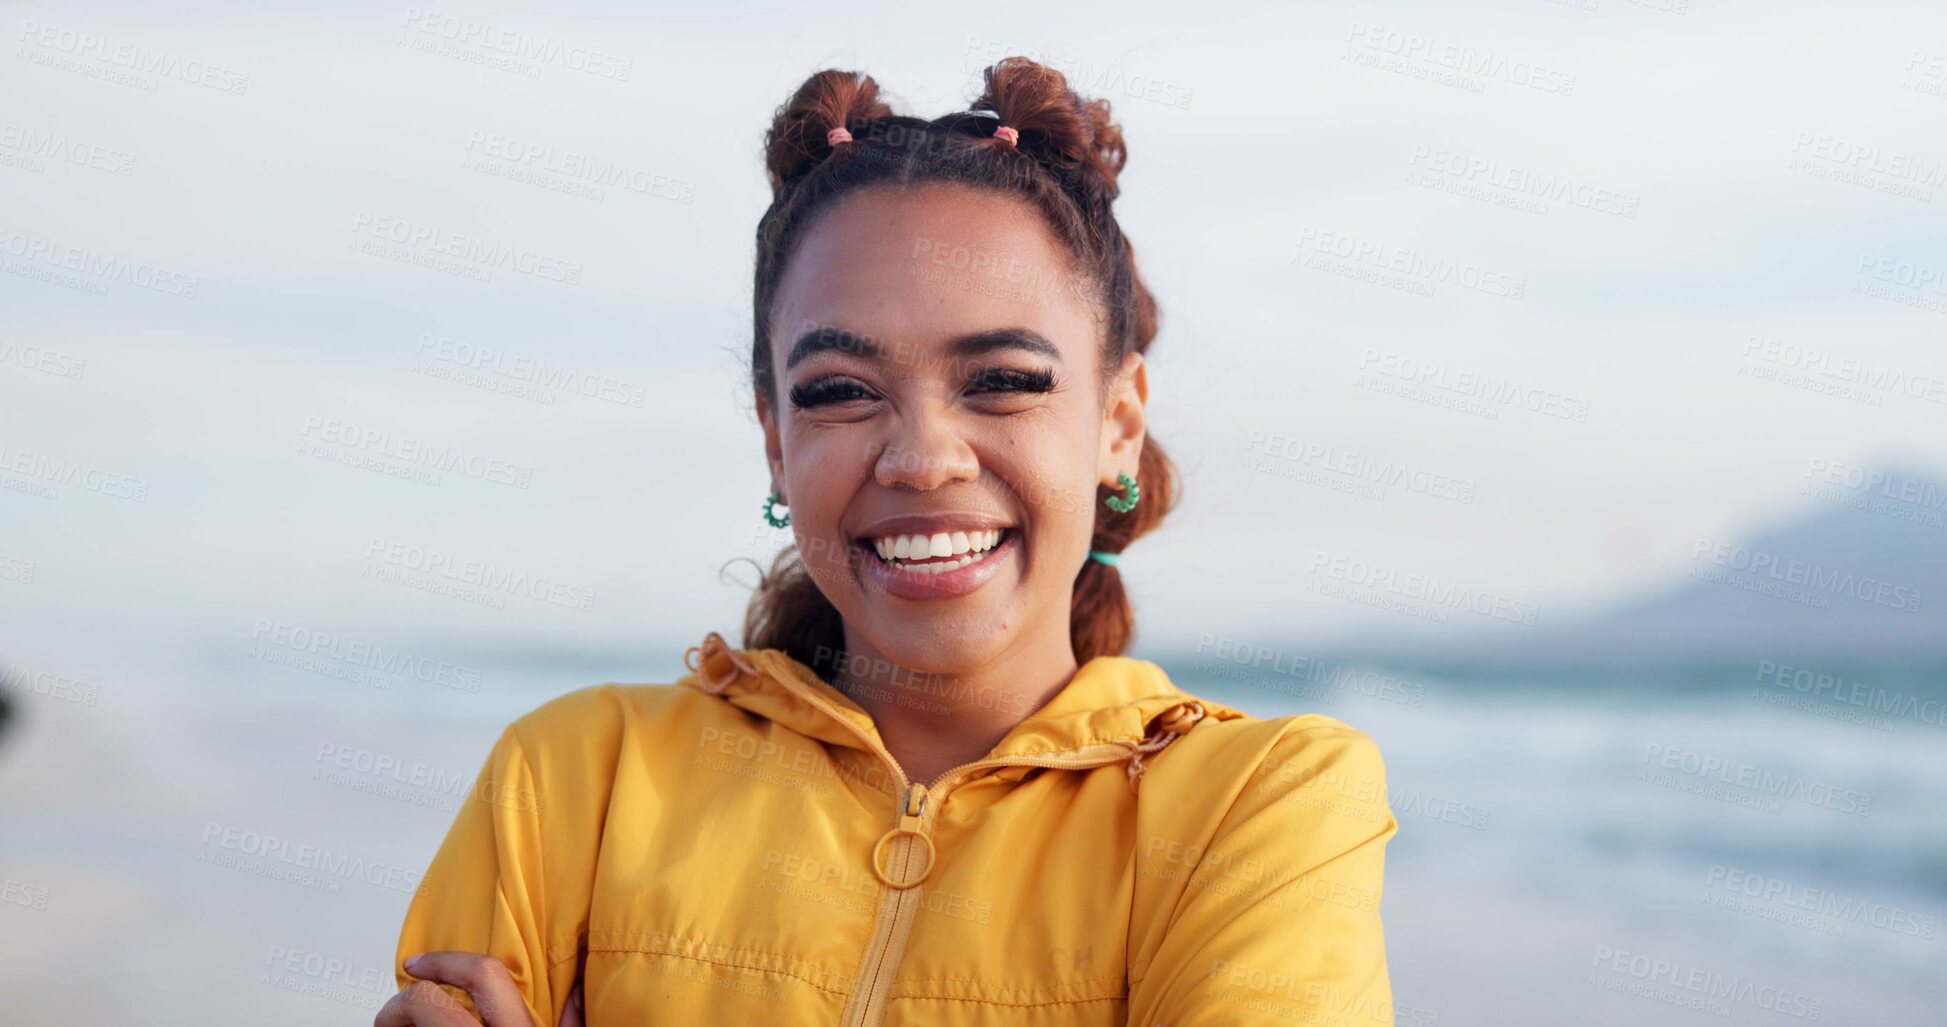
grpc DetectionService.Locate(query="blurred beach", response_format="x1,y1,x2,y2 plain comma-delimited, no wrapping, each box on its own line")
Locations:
6,1,1946,1023
2,642,1940,1024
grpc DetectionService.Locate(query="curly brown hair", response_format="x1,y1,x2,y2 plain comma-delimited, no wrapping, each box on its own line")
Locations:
738,56,1178,681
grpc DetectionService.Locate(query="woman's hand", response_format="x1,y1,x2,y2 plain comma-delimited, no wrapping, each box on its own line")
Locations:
374,952,584,1027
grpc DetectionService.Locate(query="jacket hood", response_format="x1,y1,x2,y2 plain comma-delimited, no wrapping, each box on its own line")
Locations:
680,631,1250,785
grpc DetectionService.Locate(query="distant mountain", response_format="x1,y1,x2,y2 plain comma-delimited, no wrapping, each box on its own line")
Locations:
1314,464,1947,671
1509,464,1947,666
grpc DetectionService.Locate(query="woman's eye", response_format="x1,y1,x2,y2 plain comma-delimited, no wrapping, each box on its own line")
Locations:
968,367,1057,394
789,377,876,408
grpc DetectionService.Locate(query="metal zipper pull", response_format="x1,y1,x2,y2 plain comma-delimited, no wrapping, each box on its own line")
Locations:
869,782,936,889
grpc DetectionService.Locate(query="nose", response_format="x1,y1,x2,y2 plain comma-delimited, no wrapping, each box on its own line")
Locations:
873,408,979,491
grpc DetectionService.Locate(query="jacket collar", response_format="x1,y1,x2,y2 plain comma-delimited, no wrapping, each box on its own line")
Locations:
680,631,1248,765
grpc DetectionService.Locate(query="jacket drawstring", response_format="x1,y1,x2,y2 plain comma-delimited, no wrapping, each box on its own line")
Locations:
1126,701,1205,792
683,631,758,693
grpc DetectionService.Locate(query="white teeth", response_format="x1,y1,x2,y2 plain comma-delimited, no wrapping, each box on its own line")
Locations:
867,528,1007,567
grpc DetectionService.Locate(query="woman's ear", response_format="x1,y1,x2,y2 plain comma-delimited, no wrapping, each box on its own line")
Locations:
1098,351,1148,485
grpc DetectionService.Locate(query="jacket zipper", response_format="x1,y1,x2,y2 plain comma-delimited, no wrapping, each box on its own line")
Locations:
842,747,1139,1027
758,661,1136,1027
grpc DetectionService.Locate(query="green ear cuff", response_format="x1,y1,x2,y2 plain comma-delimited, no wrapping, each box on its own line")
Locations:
762,491,790,529
1091,472,1138,568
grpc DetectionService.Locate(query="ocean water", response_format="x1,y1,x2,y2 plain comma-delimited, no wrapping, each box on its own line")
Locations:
1,643,1941,1025
1170,657,1947,1026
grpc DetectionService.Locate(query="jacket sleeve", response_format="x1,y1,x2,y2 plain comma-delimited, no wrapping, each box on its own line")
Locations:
1126,720,1397,1027
393,690,617,1026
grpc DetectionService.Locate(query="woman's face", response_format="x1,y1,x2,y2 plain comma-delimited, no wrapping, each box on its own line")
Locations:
759,182,1146,675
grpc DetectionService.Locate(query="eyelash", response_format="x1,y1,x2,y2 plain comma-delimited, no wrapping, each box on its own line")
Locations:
789,367,1059,408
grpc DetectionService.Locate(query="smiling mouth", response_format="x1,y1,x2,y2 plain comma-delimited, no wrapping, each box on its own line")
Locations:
856,528,1014,575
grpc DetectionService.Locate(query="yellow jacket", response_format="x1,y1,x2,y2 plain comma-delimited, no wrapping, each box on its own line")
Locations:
395,631,1397,1026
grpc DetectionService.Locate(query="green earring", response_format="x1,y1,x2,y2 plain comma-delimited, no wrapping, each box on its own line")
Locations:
1104,472,1140,514
762,490,790,529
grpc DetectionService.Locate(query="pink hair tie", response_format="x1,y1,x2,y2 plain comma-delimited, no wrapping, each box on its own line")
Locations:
826,126,853,146
992,124,1019,147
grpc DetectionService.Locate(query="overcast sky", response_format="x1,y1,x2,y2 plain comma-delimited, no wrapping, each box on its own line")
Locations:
4,0,1944,671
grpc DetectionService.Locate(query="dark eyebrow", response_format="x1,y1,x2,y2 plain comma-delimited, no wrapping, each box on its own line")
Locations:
946,329,1063,364
784,326,880,370
784,326,1063,372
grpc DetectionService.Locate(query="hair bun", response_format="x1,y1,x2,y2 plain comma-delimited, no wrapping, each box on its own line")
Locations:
972,56,1128,199
763,69,896,193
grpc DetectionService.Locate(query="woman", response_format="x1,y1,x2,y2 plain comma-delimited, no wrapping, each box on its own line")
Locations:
380,56,1396,1027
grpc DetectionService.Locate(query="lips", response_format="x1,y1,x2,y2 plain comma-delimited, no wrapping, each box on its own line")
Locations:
860,526,1028,600
851,514,1016,565
850,520,1021,600
864,528,1013,574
